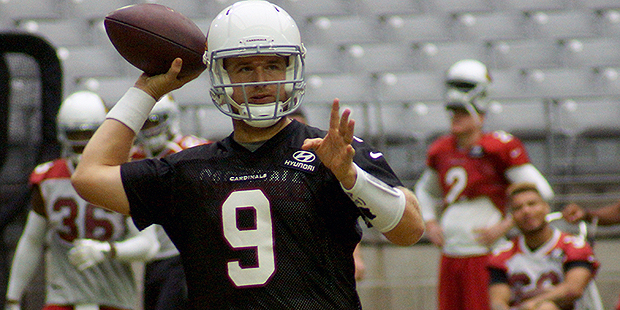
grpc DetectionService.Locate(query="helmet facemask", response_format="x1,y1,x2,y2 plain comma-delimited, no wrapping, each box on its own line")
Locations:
204,0,306,128
208,47,305,128
444,59,492,124
136,94,180,155
57,91,107,163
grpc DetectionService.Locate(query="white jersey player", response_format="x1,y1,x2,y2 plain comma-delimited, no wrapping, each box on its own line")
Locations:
5,91,159,310
489,183,599,310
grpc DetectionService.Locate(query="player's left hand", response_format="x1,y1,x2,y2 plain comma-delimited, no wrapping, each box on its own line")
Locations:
302,99,357,187
68,239,112,271
474,225,504,247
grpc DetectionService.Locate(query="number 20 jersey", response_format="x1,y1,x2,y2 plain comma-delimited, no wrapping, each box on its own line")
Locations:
30,159,137,308
488,229,599,306
121,121,403,309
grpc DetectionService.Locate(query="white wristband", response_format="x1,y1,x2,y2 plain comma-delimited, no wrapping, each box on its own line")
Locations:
105,87,157,134
342,164,406,233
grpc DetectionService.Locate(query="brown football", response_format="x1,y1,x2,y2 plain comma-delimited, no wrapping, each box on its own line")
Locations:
104,3,206,78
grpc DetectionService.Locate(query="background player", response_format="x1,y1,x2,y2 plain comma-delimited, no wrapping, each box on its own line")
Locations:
414,59,554,310
4,91,159,310
71,1,425,308
489,182,599,310
132,94,211,310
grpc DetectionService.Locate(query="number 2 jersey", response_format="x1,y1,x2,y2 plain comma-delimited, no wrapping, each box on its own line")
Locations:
121,120,403,309
488,229,599,307
426,131,530,256
30,158,139,308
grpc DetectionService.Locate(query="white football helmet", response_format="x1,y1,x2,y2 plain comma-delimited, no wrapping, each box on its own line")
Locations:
444,59,492,115
57,91,107,159
203,0,306,128
137,94,180,154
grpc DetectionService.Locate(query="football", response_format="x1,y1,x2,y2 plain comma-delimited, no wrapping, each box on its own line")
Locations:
104,3,207,78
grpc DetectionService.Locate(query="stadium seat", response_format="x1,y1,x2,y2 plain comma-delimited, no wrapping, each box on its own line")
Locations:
304,73,374,104
484,98,549,134
379,14,452,43
577,0,620,10
425,0,494,15
484,68,530,99
379,101,449,141
142,0,209,19
340,42,416,73
1,0,62,21
489,39,562,70
375,70,445,102
66,0,133,21
304,44,345,75
523,67,599,98
16,19,91,47
500,0,568,11
451,11,528,41
271,0,351,20
524,10,598,39
411,41,490,72
302,15,382,45
573,127,620,175
561,37,620,68
60,46,124,82
354,0,422,17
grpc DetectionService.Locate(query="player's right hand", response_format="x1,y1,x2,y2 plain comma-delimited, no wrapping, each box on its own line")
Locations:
135,58,200,101
68,239,112,271
424,220,444,248
561,203,586,224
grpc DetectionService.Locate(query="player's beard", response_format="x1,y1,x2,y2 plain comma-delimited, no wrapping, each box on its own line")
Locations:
520,220,548,237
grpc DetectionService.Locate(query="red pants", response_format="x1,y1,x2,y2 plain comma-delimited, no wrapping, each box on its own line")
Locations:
438,254,491,310
43,306,129,310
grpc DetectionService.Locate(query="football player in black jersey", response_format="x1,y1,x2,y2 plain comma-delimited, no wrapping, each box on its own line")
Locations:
72,1,425,309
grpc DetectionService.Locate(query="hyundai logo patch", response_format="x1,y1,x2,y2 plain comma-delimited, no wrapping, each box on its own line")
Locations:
282,150,318,173
292,151,316,163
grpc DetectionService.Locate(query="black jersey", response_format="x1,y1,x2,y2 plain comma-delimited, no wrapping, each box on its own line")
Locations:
121,120,403,309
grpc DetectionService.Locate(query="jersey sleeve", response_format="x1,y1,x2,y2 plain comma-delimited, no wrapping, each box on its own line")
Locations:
491,131,530,168
120,158,175,230
560,234,600,275
488,239,517,272
28,161,54,186
351,136,403,188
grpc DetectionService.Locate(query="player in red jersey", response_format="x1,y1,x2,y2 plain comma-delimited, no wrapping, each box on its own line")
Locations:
489,182,599,310
71,1,425,308
414,59,554,310
5,91,159,310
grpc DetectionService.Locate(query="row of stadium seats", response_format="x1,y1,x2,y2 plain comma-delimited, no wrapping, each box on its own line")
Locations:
6,8,620,46
1,0,620,21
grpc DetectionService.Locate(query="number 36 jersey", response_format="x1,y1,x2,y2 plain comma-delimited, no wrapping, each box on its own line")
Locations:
121,121,403,309
30,158,138,308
